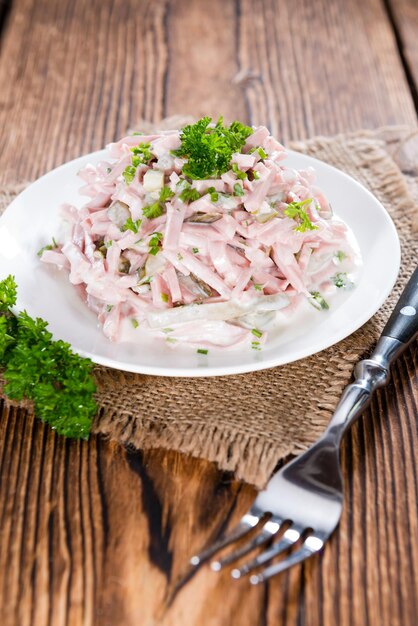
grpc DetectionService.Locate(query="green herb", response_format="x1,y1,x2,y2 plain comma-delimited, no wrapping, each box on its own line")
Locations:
131,132,143,136
251,341,261,351
192,247,199,254
179,187,201,203
173,116,252,179
332,272,353,289
106,304,113,312
143,202,164,219
161,293,169,303
162,328,174,333
233,183,244,197
105,240,113,248
159,186,175,202
37,237,58,257
284,199,318,233
177,253,184,261
131,318,139,328
149,232,163,256
197,348,208,355
207,186,219,202
122,217,142,233
122,165,137,185
257,147,268,159
106,167,112,173
166,337,177,344
0,276,96,439
249,170,260,180
131,142,153,163
232,163,247,180
335,250,346,263
252,281,263,292
251,328,263,338
140,276,152,284
309,291,329,310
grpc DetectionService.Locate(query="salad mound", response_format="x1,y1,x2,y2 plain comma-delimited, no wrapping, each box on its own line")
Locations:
40,117,359,350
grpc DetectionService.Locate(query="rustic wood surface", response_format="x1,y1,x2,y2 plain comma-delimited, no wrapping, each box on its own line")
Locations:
0,1,417,625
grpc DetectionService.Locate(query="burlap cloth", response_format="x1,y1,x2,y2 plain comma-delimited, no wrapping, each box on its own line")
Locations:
1,127,417,488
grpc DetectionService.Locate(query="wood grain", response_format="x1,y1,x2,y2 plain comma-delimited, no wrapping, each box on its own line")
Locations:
0,0,417,625
387,0,418,106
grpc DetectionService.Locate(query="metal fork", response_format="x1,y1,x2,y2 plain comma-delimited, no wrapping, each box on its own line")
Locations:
190,265,418,584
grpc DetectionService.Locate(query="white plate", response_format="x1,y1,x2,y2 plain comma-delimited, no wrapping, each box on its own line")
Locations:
0,149,400,377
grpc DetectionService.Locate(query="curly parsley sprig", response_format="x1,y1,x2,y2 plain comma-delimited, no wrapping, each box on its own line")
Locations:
0,276,97,439
173,116,253,179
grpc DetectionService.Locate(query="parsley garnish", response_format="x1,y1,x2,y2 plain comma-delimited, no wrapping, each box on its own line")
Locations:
284,199,318,233
131,318,139,328
332,272,353,289
161,293,169,303
335,250,346,263
122,165,137,185
143,202,164,219
122,218,142,233
131,142,153,163
179,187,200,203
174,116,252,179
197,348,208,355
251,328,263,338
0,276,96,439
192,247,199,254
160,186,175,202
309,291,329,310
37,237,58,257
149,232,163,256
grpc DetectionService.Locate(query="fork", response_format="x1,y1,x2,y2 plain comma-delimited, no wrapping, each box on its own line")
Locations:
190,265,418,584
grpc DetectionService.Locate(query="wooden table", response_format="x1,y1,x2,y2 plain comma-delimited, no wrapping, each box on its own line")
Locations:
0,1,417,624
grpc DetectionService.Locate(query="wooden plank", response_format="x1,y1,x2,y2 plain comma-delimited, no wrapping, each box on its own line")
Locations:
387,0,418,102
0,0,416,187
0,0,417,625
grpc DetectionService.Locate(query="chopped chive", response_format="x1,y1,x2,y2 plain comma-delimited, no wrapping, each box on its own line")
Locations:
161,293,169,303
131,319,139,328
197,348,208,355
251,328,263,338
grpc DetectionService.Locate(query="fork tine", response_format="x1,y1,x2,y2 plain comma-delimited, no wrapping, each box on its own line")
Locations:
190,513,260,566
249,536,324,584
230,526,301,578
211,523,279,571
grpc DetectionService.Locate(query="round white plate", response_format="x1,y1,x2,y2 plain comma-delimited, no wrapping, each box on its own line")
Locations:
0,149,400,377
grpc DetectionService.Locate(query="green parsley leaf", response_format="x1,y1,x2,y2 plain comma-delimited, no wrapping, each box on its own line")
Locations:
122,165,137,184
159,186,175,202
131,318,139,328
233,183,244,197
0,275,17,311
179,187,200,203
131,142,153,163
332,272,354,289
149,232,163,256
143,202,164,219
122,217,142,233
309,291,329,310
284,199,318,233
37,237,58,258
335,250,346,263
251,328,263,338
174,117,252,179
0,275,96,439
192,247,199,254
197,348,208,355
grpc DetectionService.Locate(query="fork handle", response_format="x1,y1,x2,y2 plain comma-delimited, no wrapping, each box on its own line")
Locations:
325,266,418,442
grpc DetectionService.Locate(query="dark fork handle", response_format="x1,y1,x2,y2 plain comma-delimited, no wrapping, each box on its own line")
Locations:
381,265,418,346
